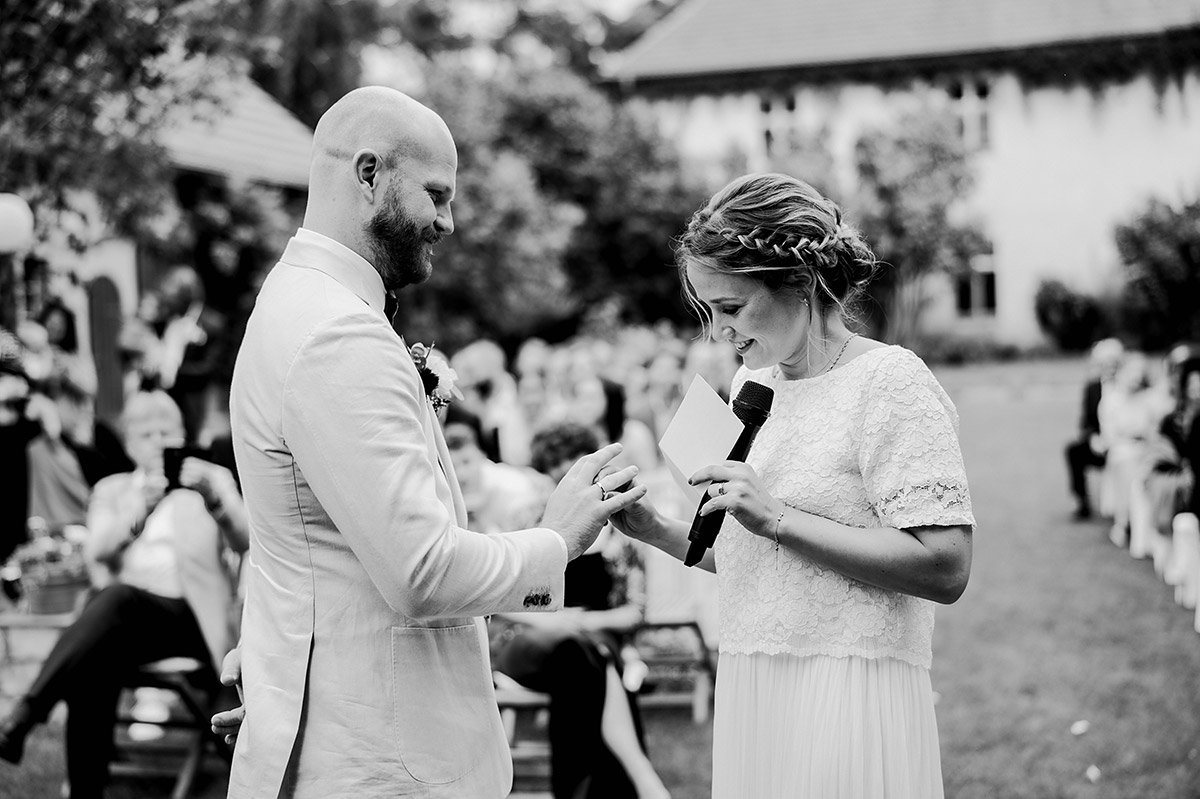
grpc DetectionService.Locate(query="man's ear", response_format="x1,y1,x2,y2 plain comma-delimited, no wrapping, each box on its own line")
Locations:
353,149,382,200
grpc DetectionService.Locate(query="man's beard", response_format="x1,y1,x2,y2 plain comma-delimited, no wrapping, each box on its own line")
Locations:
365,194,440,291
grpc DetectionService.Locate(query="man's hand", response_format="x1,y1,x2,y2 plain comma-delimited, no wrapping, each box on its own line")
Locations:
540,443,647,560
210,647,244,746
180,458,239,511
593,463,663,545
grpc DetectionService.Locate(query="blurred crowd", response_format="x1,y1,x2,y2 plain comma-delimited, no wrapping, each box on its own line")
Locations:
0,265,744,797
1064,337,1200,578
0,265,235,566
442,329,740,534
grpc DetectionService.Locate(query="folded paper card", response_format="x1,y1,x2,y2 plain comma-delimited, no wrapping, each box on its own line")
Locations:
658,375,744,505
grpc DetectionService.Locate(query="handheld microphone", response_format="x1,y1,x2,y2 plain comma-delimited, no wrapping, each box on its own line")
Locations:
683,380,774,567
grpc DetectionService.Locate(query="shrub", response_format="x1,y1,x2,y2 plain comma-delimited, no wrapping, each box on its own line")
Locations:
1033,279,1106,351
912,334,1020,366
1113,197,1200,350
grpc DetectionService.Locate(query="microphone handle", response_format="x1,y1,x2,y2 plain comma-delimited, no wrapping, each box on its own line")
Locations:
683,423,761,567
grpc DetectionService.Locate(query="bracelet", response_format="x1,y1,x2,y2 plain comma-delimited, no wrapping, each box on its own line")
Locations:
773,506,785,552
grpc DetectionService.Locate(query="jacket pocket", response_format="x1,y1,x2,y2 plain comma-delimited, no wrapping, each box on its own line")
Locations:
390,623,496,784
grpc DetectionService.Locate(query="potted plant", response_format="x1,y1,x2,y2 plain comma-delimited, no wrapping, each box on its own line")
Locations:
6,520,91,615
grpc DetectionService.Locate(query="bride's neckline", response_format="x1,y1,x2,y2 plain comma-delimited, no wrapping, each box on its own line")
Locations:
768,343,895,383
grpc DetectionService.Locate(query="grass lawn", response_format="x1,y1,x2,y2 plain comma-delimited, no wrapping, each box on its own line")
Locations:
934,357,1200,799
4,356,1200,798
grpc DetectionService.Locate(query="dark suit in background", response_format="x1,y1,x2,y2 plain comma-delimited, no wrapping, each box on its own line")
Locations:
1065,379,1105,518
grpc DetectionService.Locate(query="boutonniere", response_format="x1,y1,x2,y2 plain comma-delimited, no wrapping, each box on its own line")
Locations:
409,342,462,410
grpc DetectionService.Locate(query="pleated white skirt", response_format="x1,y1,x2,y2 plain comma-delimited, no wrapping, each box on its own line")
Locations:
711,652,944,799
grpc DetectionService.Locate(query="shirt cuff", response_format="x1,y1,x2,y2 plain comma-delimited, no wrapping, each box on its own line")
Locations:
546,527,569,562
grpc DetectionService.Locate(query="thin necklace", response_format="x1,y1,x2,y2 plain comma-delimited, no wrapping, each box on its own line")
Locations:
817,333,857,376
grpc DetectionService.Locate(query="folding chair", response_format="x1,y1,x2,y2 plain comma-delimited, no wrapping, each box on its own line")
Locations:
109,656,231,799
632,545,717,723
1167,513,1200,610
493,670,552,795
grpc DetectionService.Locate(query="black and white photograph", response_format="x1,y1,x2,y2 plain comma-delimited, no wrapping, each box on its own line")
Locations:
2,1,1199,797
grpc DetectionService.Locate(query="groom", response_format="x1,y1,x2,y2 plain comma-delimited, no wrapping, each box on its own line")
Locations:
224,86,644,798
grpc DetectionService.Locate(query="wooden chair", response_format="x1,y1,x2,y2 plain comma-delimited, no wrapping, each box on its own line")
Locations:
493,671,552,796
632,543,717,723
630,620,715,723
109,656,231,799
1166,513,1200,610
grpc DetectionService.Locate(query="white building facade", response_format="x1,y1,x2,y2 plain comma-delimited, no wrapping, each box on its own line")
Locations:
606,1,1200,346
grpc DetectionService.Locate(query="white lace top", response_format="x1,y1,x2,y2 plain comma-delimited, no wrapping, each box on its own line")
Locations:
716,345,975,669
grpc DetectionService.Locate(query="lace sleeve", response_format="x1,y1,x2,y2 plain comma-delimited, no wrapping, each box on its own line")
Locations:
858,349,975,531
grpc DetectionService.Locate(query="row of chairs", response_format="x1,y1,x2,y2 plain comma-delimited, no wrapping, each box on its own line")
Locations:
1101,452,1199,629
494,618,716,795
1153,513,1200,629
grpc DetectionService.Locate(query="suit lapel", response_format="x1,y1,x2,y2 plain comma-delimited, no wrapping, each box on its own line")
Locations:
396,331,468,529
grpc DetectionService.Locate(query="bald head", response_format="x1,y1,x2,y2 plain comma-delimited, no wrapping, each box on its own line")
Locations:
311,87,453,177
304,87,458,289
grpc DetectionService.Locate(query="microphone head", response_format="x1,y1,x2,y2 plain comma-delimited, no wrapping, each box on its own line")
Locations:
732,380,773,427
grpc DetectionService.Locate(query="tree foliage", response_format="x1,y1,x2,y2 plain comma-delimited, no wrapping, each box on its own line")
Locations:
398,58,703,352
245,0,387,128
847,111,986,346
1033,279,1107,352
0,0,254,235
1113,196,1200,350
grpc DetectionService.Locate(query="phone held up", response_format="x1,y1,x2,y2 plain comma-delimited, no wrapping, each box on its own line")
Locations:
163,446,211,491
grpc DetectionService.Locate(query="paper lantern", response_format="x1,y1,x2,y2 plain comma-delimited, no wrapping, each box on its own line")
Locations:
0,193,35,254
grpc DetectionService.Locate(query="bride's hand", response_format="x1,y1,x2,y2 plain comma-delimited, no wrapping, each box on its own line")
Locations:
595,466,662,544
689,461,784,540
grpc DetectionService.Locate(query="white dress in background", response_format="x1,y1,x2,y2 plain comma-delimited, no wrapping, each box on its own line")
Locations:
712,346,976,799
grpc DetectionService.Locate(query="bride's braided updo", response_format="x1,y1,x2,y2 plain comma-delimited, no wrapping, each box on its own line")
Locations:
676,173,879,334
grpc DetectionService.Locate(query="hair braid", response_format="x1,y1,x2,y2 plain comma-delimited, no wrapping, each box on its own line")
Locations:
720,226,842,267
676,172,879,339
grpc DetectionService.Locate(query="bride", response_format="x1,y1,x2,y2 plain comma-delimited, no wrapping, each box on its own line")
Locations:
610,172,975,798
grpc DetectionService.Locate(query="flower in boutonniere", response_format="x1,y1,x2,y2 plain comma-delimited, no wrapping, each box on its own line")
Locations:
409,342,462,410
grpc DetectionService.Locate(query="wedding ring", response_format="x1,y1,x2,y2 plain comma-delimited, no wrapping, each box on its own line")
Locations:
717,483,726,496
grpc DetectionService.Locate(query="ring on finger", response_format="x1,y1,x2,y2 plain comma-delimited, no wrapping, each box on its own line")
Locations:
598,481,606,499
717,483,726,496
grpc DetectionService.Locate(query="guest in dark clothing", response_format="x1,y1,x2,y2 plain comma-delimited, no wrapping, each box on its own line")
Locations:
1165,358,1200,516
155,266,226,446
489,422,669,799
1065,338,1124,520
0,361,50,563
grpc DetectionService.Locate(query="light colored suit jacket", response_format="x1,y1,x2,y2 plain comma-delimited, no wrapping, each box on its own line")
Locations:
227,229,567,798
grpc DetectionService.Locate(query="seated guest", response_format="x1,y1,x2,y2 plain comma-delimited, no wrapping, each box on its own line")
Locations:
0,390,248,799
442,405,549,533
451,339,533,466
1167,358,1200,517
490,422,670,799
1102,352,1166,545
1065,338,1124,520
566,368,660,474
0,356,55,563
27,364,133,531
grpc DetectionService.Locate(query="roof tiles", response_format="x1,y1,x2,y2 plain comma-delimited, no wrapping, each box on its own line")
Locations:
605,0,1200,82
159,77,313,190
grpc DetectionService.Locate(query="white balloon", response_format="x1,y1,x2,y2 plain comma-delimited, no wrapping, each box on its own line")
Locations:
0,193,35,254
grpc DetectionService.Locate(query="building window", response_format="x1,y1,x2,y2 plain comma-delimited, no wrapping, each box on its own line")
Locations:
946,77,990,150
956,254,997,317
761,93,797,162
